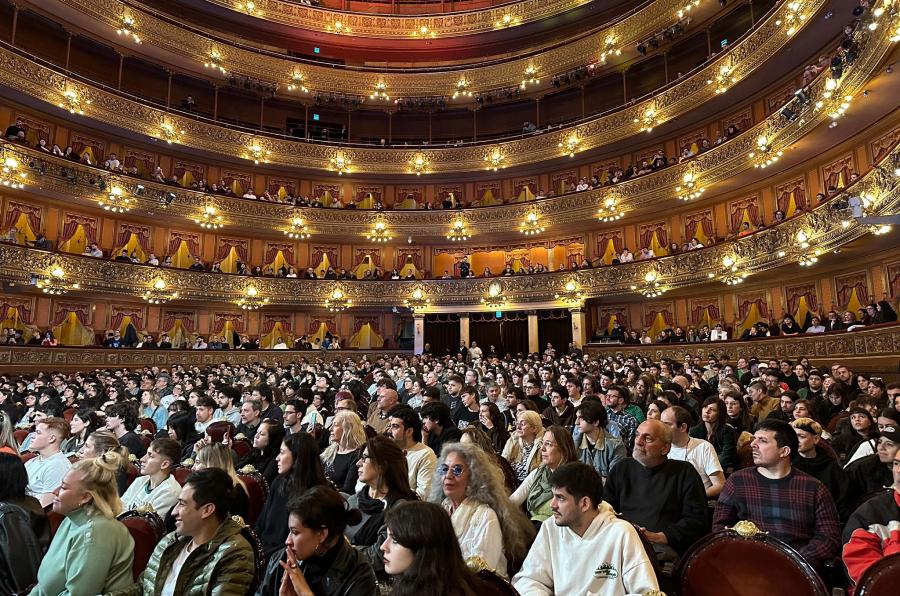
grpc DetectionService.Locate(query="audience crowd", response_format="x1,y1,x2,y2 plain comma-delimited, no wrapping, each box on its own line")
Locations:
1,343,899,595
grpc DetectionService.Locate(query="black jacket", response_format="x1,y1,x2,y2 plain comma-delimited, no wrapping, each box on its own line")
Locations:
792,446,853,521
256,538,377,596
842,489,900,543
0,497,49,595
427,425,462,456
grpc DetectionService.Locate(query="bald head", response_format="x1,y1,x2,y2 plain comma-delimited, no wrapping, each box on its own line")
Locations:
633,419,672,467
378,388,399,411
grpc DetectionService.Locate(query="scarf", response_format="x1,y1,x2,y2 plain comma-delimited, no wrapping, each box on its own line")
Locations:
351,487,389,547
525,464,554,514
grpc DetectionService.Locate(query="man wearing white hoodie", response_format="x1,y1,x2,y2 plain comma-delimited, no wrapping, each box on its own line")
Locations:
513,462,658,596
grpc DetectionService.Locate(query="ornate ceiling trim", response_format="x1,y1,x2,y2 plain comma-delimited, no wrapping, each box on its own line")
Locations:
47,0,780,94
1,142,896,309
0,0,839,174
192,0,600,38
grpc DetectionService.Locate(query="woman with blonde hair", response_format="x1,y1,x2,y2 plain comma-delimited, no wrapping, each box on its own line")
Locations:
0,410,19,454
501,409,544,484
193,442,249,522
78,430,132,494
321,409,366,494
31,451,134,595
429,442,535,578
139,389,167,432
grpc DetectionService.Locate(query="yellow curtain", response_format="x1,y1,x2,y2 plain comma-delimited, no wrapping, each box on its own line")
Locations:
396,196,418,210
737,302,764,336
697,307,715,330
690,141,700,154
59,224,88,255
740,208,754,230
25,130,41,146
179,170,195,188
515,187,535,203
118,315,134,337
79,146,95,164
172,241,194,269
276,186,288,201
231,179,246,196
480,189,499,206
647,312,668,341
114,233,147,263
322,191,335,207
511,257,527,272
220,321,237,347
358,193,375,209
52,312,94,346
606,314,618,334
265,250,289,274
310,321,329,346
164,319,194,348
218,246,240,274
349,323,384,349
692,222,711,246
557,179,568,195
11,212,37,245
794,296,812,328
785,192,799,218
650,231,667,256
601,239,618,265
835,170,846,189
399,256,421,279
134,159,148,177
313,252,331,278
846,287,864,316
352,255,376,279
0,307,37,338
261,322,291,349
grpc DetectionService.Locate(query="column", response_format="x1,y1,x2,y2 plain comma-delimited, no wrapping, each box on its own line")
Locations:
412,314,425,355
527,310,539,354
570,307,587,348
459,314,470,347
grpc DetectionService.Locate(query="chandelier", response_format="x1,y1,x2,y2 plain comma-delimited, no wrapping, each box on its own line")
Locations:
408,153,431,176
36,267,80,295
237,286,269,310
325,287,352,312
708,255,748,285
676,172,705,201
869,224,892,236
597,197,624,222
520,64,539,89
330,151,352,175
707,63,737,94
143,278,178,304
798,250,821,267
453,78,472,99
599,35,621,63
481,282,508,308
777,1,807,36
1,156,27,189
158,121,184,145
631,271,665,298
244,142,270,165
367,220,393,243
284,215,310,239
520,211,545,236
749,134,782,168
194,205,224,229
116,14,141,43
326,20,352,34
484,147,506,172
98,185,133,213
404,288,431,312
559,132,582,158
370,81,390,101
554,280,585,305
58,89,89,115
287,72,308,93
237,1,259,15
635,108,662,133
446,218,471,241
496,13,522,28
203,50,226,74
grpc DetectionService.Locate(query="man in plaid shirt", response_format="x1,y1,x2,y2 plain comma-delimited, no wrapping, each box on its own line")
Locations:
713,419,840,569
604,385,639,452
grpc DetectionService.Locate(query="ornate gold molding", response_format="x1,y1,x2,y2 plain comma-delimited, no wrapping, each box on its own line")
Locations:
44,0,809,102
584,324,900,363
1,141,897,308
0,0,855,175
198,0,597,38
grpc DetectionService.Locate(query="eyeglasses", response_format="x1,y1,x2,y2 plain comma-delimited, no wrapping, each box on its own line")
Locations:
540,441,557,449
439,464,465,477
360,453,372,462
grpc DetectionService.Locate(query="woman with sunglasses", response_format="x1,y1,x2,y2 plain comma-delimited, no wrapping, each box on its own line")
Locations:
345,436,417,579
429,442,534,578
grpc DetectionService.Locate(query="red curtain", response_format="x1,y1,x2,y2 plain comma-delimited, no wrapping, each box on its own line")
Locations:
51,305,89,326
162,312,195,333
777,186,807,213
0,300,33,323
72,141,104,163
168,233,200,256
397,249,422,269
353,318,380,334
355,250,382,267
265,243,295,264
787,286,819,315
644,308,674,327
3,203,41,232
738,298,769,321
262,315,291,334
61,216,96,243
217,239,248,262
117,225,151,250
730,200,760,231
837,279,868,307
212,314,245,334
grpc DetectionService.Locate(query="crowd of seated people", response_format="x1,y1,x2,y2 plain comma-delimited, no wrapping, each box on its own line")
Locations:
1,340,899,594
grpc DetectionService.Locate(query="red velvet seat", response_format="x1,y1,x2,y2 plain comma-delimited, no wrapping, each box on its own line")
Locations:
138,432,153,450
47,510,65,538
238,470,269,527
677,522,828,596
20,451,37,464
62,408,76,423
139,418,157,435
172,466,193,485
231,438,252,461
118,510,166,580
473,568,520,596
206,420,236,443
13,429,29,444
236,520,266,595
123,462,140,490
856,552,900,596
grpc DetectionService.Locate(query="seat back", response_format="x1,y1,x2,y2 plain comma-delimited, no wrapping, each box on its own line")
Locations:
47,510,65,538
172,466,193,485
123,462,140,491
237,470,269,527
206,421,236,443
118,510,166,580
677,522,827,596
62,408,76,423
235,518,266,596
231,438,252,460
20,452,37,464
473,569,521,596
13,429,29,444
139,418,157,435
856,552,900,596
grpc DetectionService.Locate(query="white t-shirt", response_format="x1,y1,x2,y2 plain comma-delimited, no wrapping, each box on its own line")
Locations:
120,474,182,518
160,542,193,596
25,451,72,499
668,437,722,489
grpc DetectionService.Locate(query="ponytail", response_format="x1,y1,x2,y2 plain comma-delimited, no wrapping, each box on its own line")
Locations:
73,450,125,518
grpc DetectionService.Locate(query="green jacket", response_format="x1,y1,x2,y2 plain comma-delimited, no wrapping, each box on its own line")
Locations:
121,517,255,596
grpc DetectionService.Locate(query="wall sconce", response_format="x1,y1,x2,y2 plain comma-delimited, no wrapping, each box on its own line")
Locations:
58,89,89,115
484,147,505,171
446,218,471,241
520,211,545,236
1,156,27,189
481,281,508,308
412,24,436,37
237,286,269,310
116,14,141,43
194,204,224,229
287,72,308,93
326,20,352,34
554,280,585,304
676,171,705,201
749,134,782,168
367,219,393,243
677,0,700,19
559,132,582,158
520,64,539,89
284,215,310,239
495,13,522,28
453,78,473,99
244,142,270,165
330,151,352,175
408,153,431,176
158,121,184,145
631,271,665,298
325,287,352,312
143,278,178,304
98,185,133,213
370,80,390,101
597,197,624,222
404,288,431,311
707,63,737,94
36,266,80,295
776,1,807,36
204,50,226,74
634,107,662,133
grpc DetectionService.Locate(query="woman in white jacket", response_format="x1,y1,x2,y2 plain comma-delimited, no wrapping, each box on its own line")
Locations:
501,410,544,484
429,442,534,578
